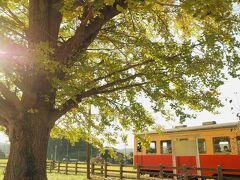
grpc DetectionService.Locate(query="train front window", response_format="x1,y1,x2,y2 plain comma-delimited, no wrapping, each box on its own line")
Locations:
137,142,142,152
198,139,206,153
147,141,156,154
213,137,231,153
161,140,172,154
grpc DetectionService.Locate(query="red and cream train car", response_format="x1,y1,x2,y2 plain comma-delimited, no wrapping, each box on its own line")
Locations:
134,121,240,178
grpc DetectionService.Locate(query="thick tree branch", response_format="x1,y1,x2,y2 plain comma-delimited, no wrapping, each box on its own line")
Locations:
48,0,63,46
29,0,49,42
0,115,9,127
0,82,21,109
29,0,63,44
54,1,126,65
50,72,144,120
0,97,15,121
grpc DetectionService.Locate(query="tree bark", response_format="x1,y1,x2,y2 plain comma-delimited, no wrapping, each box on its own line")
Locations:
4,113,52,180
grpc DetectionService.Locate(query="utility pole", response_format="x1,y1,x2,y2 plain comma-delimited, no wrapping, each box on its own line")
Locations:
86,105,91,179
86,141,90,179
124,145,126,163
67,141,69,157
54,145,57,161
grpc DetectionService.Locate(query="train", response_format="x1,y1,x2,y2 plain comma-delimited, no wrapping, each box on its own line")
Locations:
134,121,240,178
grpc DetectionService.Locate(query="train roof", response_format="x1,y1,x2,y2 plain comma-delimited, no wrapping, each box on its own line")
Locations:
142,122,239,135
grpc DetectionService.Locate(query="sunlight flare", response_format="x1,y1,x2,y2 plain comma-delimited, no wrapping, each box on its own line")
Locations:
0,50,6,55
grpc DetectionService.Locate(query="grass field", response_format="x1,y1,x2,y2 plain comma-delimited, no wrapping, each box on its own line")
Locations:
0,160,137,179
0,160,7,164
0,159,98,179
0,169,106,180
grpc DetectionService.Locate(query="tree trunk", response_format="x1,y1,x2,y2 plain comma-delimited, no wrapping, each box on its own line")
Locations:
4,114,52,180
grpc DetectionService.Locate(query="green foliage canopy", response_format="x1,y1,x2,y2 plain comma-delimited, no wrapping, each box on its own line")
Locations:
0,0,239,148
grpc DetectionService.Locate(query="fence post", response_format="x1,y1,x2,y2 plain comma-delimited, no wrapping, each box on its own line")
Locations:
101,164,103,175
104,162,108,178
159,164,164,179
65,161,68,175
53,160,56,170
120,163,123,179
49,161,52,173
75,162,78,175
58,162,60,173
91,163,95,175
217,165,223,180
137,164,140,179
183,165,188,180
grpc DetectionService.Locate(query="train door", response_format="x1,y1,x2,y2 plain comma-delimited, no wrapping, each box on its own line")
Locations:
135,142,143,165
172,137,200,176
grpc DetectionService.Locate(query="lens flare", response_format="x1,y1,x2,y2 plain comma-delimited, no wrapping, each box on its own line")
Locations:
0,50,6,55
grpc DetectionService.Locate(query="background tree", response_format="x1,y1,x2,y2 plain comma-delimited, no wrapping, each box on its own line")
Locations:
47,138,98,161
0,0,239,179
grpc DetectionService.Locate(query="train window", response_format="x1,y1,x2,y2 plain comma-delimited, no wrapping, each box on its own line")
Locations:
147,141,156,154
237,137,240,154
198,139,206,153
161,140,172,154
213,137,231,153
137,142,142,152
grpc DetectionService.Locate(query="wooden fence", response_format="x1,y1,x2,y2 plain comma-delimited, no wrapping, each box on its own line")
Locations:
45,161,240,180
46,161,137,179
0,161,240,179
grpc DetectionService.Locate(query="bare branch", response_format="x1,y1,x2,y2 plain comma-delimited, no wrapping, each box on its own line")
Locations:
93,59,154,82
96,95,129,109
0,25,26,40
93,73,144,91
0,16,26,39
129,10,136,31
6,7,26,28
156,2,180,8
86,48,116,51
73,0,85,7
96,82,147,94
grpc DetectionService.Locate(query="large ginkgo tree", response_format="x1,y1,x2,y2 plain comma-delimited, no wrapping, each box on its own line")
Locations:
0,0,239,179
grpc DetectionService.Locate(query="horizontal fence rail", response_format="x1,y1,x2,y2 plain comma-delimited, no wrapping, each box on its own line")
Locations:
0,160,240,179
